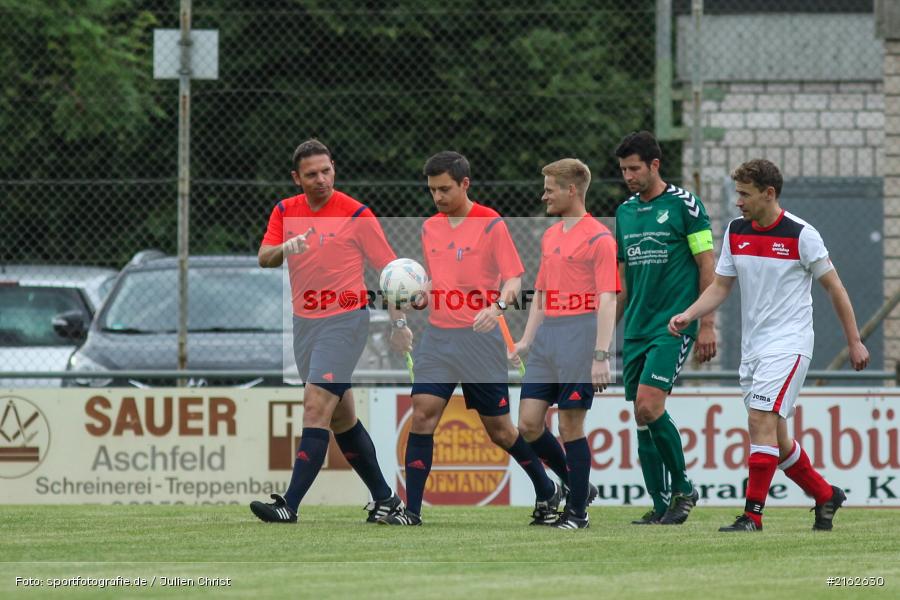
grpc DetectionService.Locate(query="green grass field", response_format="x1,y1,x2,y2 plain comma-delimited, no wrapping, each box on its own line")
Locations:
2,505,898,599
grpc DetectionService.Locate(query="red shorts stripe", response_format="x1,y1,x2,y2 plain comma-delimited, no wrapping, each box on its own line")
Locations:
773,355,802,413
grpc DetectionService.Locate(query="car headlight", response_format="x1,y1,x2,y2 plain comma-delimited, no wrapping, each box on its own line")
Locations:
66,351,114,387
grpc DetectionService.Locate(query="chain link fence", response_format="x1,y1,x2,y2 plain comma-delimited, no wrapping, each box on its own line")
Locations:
1,0,891,384
672,0,888,380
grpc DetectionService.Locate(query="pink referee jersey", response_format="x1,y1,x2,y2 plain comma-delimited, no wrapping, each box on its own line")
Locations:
261,190,396,318
535,215,620,317
421,202,524,328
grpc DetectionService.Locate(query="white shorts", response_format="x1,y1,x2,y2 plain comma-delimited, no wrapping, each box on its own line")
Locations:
739,354,811,418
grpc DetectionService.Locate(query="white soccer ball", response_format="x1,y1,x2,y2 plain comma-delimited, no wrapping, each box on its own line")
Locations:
379,258,428,306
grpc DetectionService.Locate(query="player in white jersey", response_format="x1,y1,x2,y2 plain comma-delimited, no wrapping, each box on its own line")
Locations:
668,159,869,532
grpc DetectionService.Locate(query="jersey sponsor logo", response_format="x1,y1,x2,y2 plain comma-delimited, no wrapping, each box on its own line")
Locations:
624,233,668,246
656,209,669,224
771,241,791,257
730,235,799,260
650,373,670,383
625,237,669,265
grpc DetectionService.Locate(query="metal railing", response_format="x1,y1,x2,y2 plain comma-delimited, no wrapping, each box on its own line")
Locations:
1,369,894,384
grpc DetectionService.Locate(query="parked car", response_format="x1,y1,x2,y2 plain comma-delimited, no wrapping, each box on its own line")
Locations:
0,264,118,386
65,253,395,388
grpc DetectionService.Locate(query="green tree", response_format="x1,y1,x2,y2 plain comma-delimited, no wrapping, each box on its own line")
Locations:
0,0,163,178
1,0,662,263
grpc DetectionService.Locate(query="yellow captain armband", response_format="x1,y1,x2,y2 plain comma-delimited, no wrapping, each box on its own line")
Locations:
687,229,713,255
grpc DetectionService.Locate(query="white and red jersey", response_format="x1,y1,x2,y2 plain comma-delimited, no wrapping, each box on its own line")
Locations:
715,210,834,361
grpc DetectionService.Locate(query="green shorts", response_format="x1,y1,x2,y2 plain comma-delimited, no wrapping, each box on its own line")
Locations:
622,334,693,402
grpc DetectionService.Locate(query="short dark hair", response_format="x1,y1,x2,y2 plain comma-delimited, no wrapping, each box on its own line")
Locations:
423,151,470,184
614,131,662,165
731,159,783,197
292,139,332,171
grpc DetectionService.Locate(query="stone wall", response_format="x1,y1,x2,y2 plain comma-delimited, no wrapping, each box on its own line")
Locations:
682,80,884,213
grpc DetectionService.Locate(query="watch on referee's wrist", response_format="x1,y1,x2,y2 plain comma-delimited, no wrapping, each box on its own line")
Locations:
392,318,407,330
593,349,610,361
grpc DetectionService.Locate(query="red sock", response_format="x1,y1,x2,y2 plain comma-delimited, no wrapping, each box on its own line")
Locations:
782,442,832,505
745,450,778,527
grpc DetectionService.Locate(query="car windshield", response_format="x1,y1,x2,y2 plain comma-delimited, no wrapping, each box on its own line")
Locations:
97,276,116,302
0,286,89,346
101,267,284,333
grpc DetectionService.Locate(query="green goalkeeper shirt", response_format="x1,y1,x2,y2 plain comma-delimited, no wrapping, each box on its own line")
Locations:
615,183,713,340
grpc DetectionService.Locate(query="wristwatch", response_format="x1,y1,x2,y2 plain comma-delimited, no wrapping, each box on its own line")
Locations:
495,300,508,311
593,349,610,361
392,318,407,330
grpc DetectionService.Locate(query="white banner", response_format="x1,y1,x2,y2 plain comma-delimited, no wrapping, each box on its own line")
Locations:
0,389,369,505
367,387,900,507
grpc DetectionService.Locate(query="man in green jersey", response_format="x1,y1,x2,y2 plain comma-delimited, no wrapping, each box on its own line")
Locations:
614,131,717,525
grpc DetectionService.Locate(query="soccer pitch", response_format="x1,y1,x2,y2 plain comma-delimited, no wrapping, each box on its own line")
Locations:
2,505,898,599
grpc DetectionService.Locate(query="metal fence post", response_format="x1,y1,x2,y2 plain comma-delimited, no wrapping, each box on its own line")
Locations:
654,0,673,139
177,0,192,385
690,0,704,196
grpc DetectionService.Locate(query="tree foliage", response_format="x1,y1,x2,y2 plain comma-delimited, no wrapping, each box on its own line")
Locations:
0,0,163,178
2,0,662,263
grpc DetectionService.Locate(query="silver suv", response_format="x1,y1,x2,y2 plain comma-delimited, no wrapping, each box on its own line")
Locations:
0,265,117,386
65,253,396,388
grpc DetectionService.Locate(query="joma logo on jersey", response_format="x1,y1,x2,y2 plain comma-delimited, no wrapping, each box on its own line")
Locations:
752,393,773,403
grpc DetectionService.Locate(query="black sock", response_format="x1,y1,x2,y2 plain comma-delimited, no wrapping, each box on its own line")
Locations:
506,434,555,500
564,437,591,517
528,428,569,485
283,427,330,511
334,420,392,502
404,433,434,515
